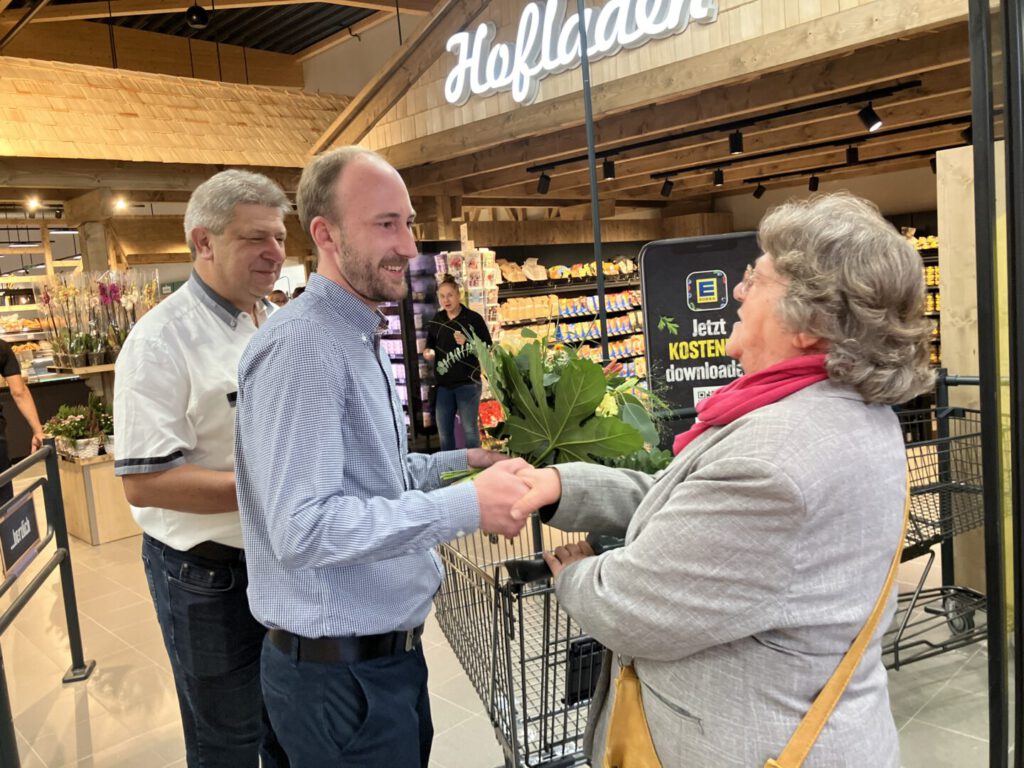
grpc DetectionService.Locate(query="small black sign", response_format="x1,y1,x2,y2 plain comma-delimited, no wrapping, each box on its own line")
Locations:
640,233,760,445
0,496,39,574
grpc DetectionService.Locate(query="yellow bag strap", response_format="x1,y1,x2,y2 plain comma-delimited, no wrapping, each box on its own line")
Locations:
765,474,911,768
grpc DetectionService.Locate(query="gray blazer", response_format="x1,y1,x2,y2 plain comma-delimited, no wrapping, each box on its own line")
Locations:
549,380,904,766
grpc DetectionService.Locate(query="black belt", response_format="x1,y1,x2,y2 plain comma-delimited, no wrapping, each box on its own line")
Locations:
268,625,424,664
187,540,245,563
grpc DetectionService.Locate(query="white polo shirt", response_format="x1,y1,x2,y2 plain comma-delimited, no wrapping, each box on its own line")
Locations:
113,272,269,551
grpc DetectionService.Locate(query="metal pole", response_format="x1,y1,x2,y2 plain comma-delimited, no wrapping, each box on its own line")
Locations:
0,645,18,768
41,442,93,682
1000,0,1024,759
573,0,610,364
967,1,1010,762
934,370,956,587
0,0,55,52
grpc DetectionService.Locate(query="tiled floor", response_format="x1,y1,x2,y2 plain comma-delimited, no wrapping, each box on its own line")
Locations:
0,478,995,767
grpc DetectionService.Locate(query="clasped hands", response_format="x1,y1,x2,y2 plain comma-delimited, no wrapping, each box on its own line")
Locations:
467,450,595,578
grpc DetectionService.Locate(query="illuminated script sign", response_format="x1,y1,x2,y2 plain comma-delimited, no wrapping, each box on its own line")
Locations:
444,0,719,106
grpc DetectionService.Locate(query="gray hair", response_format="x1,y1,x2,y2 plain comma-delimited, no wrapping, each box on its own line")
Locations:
297,146,386,237
183,170,291,259
759,193,934,404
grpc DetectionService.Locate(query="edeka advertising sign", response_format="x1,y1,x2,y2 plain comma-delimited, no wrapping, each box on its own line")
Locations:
445,0,719,106
639,232,758,445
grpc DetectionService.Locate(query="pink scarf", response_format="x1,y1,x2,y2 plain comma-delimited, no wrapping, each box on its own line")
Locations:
672,354,829,456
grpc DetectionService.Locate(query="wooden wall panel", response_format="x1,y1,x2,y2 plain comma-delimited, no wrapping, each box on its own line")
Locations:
0,20,302,87
360,0,968,160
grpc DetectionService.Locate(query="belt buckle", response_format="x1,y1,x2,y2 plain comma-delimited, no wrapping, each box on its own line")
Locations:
404,629,415,652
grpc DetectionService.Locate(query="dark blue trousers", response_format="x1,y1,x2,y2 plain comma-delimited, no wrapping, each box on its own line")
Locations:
261,636,433,766
141,534,288,768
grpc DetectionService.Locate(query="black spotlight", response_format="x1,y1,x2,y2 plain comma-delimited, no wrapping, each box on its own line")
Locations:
962,125,973,144
536,173,551,195
713,168,724,187
808,175,820,192
728,130,744,155
858,103,882,132
930,157,938,174
659,179,674,197
603,157,615,180
752,183,766,199
846,146,859,165
186,4,210,28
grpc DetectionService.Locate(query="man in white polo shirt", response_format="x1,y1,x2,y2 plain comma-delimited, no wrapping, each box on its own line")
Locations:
113,170,289,768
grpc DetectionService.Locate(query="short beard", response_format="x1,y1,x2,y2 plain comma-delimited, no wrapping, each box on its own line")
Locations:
338,241,407,303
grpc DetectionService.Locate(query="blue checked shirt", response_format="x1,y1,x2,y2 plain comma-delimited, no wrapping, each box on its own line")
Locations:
235,274,480,638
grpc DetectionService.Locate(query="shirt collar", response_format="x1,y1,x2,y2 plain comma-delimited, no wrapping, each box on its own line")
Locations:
306,273,390,340
188,271,271,329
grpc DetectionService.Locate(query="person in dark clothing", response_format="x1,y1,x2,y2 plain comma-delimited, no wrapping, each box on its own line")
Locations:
423,275,492,450
0,340,44,503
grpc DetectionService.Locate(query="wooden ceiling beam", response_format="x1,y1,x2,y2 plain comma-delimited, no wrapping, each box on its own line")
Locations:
0,0,433,25
311,0,491,153
475,90,971,200
0,157,301,194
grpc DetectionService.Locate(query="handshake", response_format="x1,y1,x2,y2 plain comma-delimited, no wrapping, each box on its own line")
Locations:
465,450,561,539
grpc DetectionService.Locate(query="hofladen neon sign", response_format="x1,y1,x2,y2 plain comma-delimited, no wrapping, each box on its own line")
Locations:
444,0,719,106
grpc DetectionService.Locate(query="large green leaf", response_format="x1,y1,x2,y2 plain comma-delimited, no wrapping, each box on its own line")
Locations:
502,356,644,465
620,401,660,447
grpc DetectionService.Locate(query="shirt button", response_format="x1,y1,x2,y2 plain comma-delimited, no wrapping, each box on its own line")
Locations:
361,334,368,343
230,320,237,328
456,530,465,538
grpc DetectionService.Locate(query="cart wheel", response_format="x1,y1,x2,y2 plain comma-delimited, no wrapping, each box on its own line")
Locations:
944,595,976,634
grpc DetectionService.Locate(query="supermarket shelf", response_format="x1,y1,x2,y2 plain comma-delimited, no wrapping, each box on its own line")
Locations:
1,331,47,341
47,364,115,375
498,275,639,299
926,286,941,292
924,312,940,318
499,305,638,329
0,304,38,313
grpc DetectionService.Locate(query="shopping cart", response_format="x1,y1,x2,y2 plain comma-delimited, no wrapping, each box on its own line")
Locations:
434,520,599,767
883,405,987,669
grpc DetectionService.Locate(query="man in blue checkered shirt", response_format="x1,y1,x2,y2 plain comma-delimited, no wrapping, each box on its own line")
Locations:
235,147,531,766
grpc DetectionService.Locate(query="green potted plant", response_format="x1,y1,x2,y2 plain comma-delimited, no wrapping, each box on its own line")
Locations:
94,396,114,456
69,333,91,368
87,333,106,367
43,404,103,459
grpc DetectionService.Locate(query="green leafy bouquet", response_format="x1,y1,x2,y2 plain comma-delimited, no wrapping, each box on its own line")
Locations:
439,330,670,470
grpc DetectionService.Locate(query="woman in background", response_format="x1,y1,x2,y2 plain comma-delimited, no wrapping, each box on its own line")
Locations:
424,275,492,450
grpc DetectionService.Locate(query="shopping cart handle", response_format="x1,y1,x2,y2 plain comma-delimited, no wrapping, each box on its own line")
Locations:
504,557,551,585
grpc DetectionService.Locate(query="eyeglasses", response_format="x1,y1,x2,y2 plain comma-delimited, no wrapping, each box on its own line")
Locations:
738,263,785,295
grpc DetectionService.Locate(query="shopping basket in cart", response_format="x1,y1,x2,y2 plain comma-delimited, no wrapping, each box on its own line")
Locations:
434,521,601,768
883,406,987,669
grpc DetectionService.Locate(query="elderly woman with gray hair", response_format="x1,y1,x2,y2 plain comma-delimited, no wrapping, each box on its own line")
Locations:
509,193,933,766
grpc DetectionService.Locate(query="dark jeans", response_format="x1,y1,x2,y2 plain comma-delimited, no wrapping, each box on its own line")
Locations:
261,636,433,767
141,534,288,768
435,382,482,451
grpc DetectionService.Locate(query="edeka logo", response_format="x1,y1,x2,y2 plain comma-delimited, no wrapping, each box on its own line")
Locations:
444,0,719,106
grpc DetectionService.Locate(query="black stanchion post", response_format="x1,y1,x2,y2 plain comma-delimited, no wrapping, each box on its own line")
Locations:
0,644,19,768
41,441,94,683
934,370,956,587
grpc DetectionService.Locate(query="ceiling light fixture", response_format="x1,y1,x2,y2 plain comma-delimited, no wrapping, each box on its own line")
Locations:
728,130,744,155
660,179,674,197
536,173,551,195
961,125,973,144
846,146,859,164
930,157,938,174
603,157,616,180
25,196,40,212
185,4,210,29
713,168,724,187
753,183,766,199
808,175,820,192
858,103,883,132
113,196,128,211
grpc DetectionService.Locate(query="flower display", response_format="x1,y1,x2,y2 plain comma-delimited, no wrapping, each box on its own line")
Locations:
33,270,160,367
440,330,665,468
